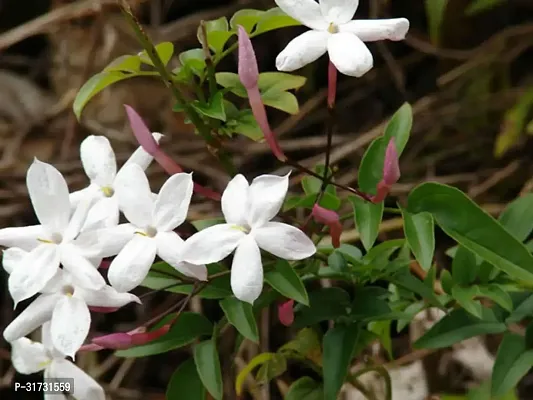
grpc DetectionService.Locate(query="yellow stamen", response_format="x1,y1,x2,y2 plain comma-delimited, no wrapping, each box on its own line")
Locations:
37,238,53,244
231,225,250,233
38,359,52,369
102,186,114,197
135,231,147,237
327,22,339,34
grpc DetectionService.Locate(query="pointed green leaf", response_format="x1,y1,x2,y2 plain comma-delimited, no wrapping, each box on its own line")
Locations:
425,0,449,45
477,284,513,312
104,55,141,72
220,297,259,343
407,182,533,282
254,7,301,35
286,377,324,400
167,359,206,400
230,9,265,33
402,209,434,271
194,339,223,400
350,195,384,251
452,286,483,319
323,323,360,400
191,91,226,121
498,194,533,242
139,42,174,66
256,353,287,383
293,287,351,328
178,49,206,76
262,89,299,114
383,102,412,155
452,246,479,285
258,72,307,92
264,260,309,305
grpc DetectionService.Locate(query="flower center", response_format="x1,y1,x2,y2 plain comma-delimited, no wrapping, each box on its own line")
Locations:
136,226,158,238
38,232,63,244
62,285,75,297
102,186,115,197
327,22,339,34
231,224,251,234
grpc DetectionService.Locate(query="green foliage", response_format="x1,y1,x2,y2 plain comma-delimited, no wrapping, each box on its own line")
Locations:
466,0,506,15
167,359,206,400
425,0,449,45
264,260,309,305
402,209,435,271
286,377,323,400
194,339,224,400
350,195,384,251
220,297,259,343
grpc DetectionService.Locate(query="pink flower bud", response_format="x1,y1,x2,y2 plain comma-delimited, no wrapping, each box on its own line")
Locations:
278,300,295,326
88,306,119,313
91,333,133,350
124,105,159,156
383,139,400,186
237,26,258,90
131,324,170,345
312,204,342,248
370,180,390,204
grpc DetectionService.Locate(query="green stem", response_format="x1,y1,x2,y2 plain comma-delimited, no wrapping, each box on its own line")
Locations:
351,365,392,400
384,207,402,215
200,21,218,96
119,1,236,176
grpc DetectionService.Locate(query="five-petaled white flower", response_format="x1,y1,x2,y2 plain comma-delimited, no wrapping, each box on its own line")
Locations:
97,164,207,293
2,248,140,358
275,0,409,77
11,323,106,400
180,173,316,304
0,160,105,305
70,134,162,230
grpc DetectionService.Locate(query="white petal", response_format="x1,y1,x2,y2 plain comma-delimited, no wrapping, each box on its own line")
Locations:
114,164,154,227
108,235,157,292
69,184,99,210
247,173,290,228
328,32,373,77
122,132,163,170
253,221,316,260
11,338,50,374
80,135,117,186
2,247,27,274
48,359,105,400
8,244,60,305
275,0,328,30
156,231,207,281
50,295,91,358
3,294,58,342
81,196,120,231
153,173,193,231
320,0,358,24
276,30,329,72
340,18,410,41
26,160,70,233
63,195,96,241
0,225,45,251
60,243,105,291
87,223,136,258
41,269,66,294
80,285,141,308
181,224,246,265
221,174,249,225
231,236,263,304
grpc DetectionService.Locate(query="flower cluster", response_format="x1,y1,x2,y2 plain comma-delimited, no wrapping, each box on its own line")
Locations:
1,121,315,398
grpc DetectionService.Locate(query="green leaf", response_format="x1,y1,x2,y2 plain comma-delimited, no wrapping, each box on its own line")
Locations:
264,260,309,305
191,218,226,231
477,284,513,312
258,72,307,92
452,246,479,285
262,89,299,114
293,287,351,328
402,210,435,271
383,102,412,155
323,323,360,400
256,353,287,383
466,0,506,15
407,182,533,282
350,196,384,251
220,297,259,343
328,251,348,273
228,109,263,141
279,328,322,362
368,321,393,359
197,17,233,53
74,71,138,119
507,294,533,324
191,91,226,121
283,192,341,212
139,42,174,66
230,9,265,33
167,359,206,400
215,72,246,97
194,339,223,400
104,55,141,72
286,377,324,400
452,286,483,319
206,30,234,54
441,269,454,294
414,308,507,349
491,333,533,397
254,7,301,35
425,0,449,45
235,353,273,396
116,312,212,357
179,49,206,77
498,194,533,241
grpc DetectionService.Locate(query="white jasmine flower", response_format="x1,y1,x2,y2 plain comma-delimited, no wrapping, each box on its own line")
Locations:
98,164,207,293
70,134,162,229
2,250,140,358
0,160,105,305
180,173,316,304
11,323,106,400
275,0,409,77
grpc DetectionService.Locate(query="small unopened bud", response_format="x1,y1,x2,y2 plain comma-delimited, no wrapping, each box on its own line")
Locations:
124,105,159,156
88,306,119,313
237,26,259,89
91,333,133,350
278,299,295,326
131,324,170,345
312,204,342,248
383,139,400,186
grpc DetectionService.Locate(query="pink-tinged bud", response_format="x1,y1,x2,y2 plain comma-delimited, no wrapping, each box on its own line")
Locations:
91,333,134,350
89,306,119,313
131,324,170,345
278,300,295,326
383,139,400,186
327,61,337,109
124,104,159,156
237,26,258,89
370,181,390,204
312,204,342,248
